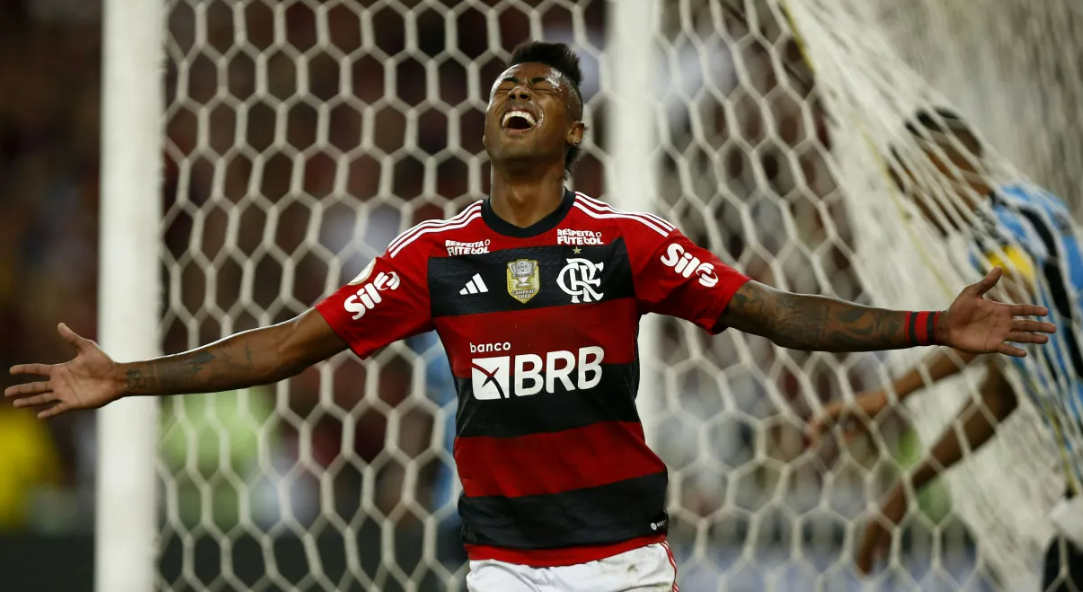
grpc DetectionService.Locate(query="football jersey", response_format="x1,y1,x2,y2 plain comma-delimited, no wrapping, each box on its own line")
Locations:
316,188,750,566
971,183,1083,491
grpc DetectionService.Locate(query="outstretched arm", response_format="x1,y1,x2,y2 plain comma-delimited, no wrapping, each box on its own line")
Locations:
809,261,1037,444
719,268,1053,355
6,309,347,418
120,309,345,395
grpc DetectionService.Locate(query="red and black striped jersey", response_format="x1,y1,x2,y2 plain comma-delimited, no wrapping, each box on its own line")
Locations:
316,189,750,567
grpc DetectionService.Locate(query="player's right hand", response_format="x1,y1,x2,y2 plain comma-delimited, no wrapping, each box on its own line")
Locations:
5,323,121,418
808,389,890,449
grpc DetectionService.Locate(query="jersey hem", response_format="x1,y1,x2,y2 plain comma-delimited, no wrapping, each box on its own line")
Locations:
464,533,666,567
313,301,375,360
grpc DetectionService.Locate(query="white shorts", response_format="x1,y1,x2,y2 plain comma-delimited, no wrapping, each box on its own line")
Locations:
466,542,679,592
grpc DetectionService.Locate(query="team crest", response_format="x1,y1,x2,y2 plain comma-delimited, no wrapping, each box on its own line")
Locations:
506,259,540,303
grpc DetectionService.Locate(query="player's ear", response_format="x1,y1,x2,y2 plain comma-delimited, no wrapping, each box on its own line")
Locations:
567,121,585,147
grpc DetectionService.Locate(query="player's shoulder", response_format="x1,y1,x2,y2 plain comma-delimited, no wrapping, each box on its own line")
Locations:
995,183,1070,216
567,191,678,243
385,200,486,260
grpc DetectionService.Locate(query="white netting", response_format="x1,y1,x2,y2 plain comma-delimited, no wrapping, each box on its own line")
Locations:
872,0,1083,214
784,2,1083,589
155,1,1083,590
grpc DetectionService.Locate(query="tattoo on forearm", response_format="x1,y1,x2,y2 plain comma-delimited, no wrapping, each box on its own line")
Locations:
118,321,316,396
125,369,147,391
153,351,217,389
725,285,907,352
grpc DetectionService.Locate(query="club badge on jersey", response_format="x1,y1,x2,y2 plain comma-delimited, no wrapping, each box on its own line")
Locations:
507,259,541,303
557,258,605,304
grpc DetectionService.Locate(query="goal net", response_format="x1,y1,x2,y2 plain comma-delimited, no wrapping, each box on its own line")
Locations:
152,0,1083,590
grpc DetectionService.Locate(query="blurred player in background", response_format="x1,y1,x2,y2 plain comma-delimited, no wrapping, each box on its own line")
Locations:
6,45,1055,591
810,108,1083,590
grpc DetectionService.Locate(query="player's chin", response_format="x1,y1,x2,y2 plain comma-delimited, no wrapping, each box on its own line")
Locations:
495,137,545,160
499,126,539,141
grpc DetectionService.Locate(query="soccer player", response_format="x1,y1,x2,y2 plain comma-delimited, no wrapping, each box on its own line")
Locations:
809,108,1083,589
6,47,1055,591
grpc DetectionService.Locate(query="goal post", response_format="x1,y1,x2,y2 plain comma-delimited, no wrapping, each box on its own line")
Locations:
96,0,165,590
604,0,665,442
96,0,1083,590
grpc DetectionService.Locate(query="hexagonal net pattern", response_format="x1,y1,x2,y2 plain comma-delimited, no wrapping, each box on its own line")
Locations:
155,0,1083,590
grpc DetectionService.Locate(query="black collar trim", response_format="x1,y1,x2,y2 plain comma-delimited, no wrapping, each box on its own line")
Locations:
482,187,575,238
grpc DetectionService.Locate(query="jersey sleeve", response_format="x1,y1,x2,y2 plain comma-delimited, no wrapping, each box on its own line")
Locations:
315,246,434,360
631,226,750,334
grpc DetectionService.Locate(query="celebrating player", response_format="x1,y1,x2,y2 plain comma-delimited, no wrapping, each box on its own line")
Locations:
809,109,1083,589
6,46,1055,591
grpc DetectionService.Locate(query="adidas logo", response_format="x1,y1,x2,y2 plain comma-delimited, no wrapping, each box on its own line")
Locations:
460,273,488,295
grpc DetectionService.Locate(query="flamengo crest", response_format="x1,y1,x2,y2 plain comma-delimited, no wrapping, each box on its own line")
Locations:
557,258,604,303
506,259,540,303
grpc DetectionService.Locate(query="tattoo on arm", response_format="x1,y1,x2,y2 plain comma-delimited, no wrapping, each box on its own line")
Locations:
153,351,217,389
117,310,346,397
720,282,911,352
122,337,279,395
125,369,147,391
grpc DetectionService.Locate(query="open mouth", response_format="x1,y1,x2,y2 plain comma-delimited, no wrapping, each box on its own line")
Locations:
501,110,538,133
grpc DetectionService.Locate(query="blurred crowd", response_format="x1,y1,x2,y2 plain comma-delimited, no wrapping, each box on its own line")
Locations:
0,0,102,533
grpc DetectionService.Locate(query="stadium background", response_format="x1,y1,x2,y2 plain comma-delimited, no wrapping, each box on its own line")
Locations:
1,0,1081,590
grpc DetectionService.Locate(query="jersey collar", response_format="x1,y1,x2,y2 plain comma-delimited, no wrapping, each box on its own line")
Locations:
482,187,576,238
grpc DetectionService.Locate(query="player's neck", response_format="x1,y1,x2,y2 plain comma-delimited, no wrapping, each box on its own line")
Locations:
488,165,567,229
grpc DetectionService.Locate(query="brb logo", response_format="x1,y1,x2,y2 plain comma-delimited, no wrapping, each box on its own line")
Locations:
470,345,605,400
660,243,718,288
557,258,605,303
343,271,400,320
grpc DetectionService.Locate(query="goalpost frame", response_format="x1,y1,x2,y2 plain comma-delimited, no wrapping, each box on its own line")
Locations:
95,0,165,590
606,0,664,439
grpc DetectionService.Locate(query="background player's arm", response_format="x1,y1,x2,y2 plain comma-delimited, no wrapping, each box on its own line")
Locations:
718,270,1052,355
884,349,980,401
907,362,1017,491
6,310,347,418
854,363,1017,573
809,349,979,445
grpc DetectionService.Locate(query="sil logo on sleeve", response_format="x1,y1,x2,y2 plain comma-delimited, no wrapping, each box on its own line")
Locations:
660,243,718,288
343,271,401,320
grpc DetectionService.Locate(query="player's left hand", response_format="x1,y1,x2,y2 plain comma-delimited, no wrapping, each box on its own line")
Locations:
941,267,1055,357
856,485,908,575
807,388,889,449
